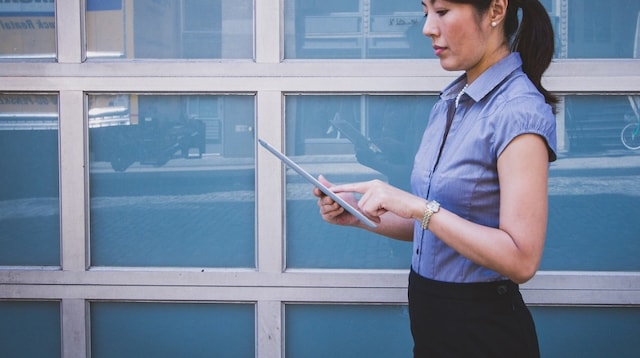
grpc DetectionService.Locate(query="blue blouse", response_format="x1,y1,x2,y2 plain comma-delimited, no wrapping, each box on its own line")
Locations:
410,53,557,283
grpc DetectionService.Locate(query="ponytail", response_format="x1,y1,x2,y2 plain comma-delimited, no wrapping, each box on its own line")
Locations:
506,0,558,107
449,0,558,108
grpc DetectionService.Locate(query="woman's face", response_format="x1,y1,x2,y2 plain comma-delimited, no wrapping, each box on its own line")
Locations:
422,0,498,82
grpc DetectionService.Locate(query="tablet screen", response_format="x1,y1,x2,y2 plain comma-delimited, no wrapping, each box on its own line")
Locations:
258,139,377,228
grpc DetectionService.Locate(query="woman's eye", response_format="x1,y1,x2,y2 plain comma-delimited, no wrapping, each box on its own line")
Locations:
436,10,448,16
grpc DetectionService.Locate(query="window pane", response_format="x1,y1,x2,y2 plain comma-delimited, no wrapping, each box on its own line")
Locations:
285,304,412,358
538,0,640,59
532,306,640,357
0,1,56,60
0,301,61,358
85,0,253,59
284,0,432,59
285,0,640,59
91,302,254,358
285,95,435,268
88,94,255,267
543,95,640,271
0,94,60,266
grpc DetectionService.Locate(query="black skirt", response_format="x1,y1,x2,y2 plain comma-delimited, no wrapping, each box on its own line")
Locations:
408,269,540,358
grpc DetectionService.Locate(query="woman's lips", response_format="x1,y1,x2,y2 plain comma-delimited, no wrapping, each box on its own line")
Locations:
433,45,446,56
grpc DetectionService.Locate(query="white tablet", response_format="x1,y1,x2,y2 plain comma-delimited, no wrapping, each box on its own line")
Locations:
258,139,377,228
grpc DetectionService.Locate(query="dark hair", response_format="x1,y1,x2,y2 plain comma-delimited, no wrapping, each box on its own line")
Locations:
451,0,558,106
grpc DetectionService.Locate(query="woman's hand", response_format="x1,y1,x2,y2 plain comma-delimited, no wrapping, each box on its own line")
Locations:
313,176,417,241
332,179,423,221
313,175,364,227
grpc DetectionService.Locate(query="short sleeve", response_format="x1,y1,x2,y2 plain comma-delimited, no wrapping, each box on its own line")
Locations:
493,96,557,162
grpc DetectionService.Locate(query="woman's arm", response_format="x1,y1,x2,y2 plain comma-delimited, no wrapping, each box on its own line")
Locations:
319,133,549,283
333,133,549,283
423,133,550,283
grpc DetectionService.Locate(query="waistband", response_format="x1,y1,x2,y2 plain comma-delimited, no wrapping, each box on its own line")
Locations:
409,268,520,300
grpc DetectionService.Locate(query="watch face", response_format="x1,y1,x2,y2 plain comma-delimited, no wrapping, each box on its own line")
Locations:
427,201,440,212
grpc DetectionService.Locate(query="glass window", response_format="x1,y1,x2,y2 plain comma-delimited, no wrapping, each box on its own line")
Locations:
285,304,413,358
534,0,640,59
559,0,640,58
284,0,432,59
543,95,640,271
0,1,56,60
91,302,255,358
285,0,640,59
532,306,640,357
0,94,60,266
284,94,436,268
0,301,61,358
88,94,255,267
85,0,253,60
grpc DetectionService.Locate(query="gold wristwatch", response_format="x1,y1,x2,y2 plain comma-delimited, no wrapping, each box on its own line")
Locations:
421,200,440,230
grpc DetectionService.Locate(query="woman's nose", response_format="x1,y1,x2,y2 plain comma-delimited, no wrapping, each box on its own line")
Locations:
422,16,437,38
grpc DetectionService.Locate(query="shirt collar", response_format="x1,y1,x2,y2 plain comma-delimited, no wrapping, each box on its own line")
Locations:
440,52,523,103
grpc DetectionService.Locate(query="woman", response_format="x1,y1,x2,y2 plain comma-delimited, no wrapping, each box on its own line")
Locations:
314,0,557,356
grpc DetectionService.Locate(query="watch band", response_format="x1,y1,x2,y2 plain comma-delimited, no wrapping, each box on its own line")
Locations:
421,200,440,230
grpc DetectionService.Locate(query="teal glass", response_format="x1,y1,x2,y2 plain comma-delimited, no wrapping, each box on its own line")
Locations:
284,0,432,59
285,0,640,59
85,0,253,59
0,301,61,358
88,94,255,267
0,94,60,266
0,2,56,60
560,0,640,58
91,302,255,358
542,95,640,271
532,306,640,357
284,95,436,269
285,304,413,358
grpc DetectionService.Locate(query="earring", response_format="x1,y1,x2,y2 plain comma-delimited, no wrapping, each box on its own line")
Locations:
491,21,497,28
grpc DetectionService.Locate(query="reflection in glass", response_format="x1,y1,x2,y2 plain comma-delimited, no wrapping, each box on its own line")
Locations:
0,94,60,266
284,0,432,59
0,1,56,60
85,0,253,59
285,94,435,269
544,95,640,271
89,94,255,267
91,302,255,357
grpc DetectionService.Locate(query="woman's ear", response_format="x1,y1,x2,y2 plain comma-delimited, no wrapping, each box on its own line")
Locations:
489,0,508,26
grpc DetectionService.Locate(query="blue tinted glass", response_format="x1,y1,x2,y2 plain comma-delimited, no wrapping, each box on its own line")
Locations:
540,0,640,59
0,301,61,358
284,0,432,59
286,0,640,59
89,94,255,267
86,0,253,59
285,95,436,268
91,302,254,358
531,306,640,357
0,2,56,60
562,0,640,58
286,304,412,358
543,95,640,271
0,94,60,266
